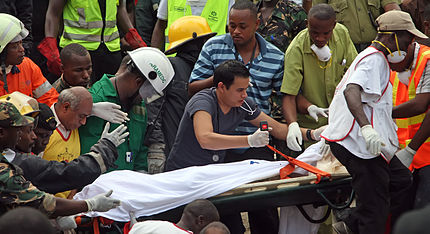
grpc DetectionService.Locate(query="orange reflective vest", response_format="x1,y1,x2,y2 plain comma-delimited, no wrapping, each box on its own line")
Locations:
390,44,430,170
0,57,59,107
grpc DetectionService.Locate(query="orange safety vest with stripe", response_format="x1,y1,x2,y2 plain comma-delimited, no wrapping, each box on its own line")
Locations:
390,44,430,170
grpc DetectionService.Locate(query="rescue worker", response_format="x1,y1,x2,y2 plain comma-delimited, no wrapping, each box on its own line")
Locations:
320,10,427,234
0,101,121,217
41,0,147,83
79,47,174,172
0,13,58,107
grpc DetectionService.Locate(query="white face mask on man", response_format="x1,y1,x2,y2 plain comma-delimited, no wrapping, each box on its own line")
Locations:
397,69,412,85
310,44,332,62
139,80,163,103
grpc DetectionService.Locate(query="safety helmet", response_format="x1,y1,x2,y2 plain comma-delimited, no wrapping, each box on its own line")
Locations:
0,92,40,118
0,13,29,54
165,16,217,55
128,47,175,94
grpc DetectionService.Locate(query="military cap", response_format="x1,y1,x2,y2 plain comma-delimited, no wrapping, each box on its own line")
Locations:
0,102,33,128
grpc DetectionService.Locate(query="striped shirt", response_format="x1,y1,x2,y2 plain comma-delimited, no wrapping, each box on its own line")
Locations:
190,33,284,134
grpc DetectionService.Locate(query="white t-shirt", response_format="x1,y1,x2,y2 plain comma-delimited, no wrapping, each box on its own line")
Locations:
322,47,399,160
157,0,234,20
130,221,192,234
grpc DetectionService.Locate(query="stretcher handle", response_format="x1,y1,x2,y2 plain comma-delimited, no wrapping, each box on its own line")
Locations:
265,144,332,182
316,188,355,210
296,204,332,224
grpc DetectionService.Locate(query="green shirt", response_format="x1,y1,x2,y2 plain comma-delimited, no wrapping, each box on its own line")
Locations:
313,0,401,44
79,75,148,171
281,23,357,131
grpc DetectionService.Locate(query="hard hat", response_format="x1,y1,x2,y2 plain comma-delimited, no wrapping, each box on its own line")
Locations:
0,92,40,118
0,13,29,54
128,47,175,94
165,16,217,55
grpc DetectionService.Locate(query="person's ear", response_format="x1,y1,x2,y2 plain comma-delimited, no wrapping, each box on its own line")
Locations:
217,82,225,90
63,102,71,112
136,76,144,87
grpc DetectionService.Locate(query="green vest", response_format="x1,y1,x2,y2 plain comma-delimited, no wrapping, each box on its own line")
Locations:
166,0,228,45
60,0,120,52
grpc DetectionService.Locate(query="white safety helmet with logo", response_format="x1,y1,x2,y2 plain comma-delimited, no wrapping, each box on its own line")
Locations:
128,47,175,102
0,13,28,54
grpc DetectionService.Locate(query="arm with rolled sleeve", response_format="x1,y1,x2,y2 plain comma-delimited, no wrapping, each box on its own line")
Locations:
188,40,217,96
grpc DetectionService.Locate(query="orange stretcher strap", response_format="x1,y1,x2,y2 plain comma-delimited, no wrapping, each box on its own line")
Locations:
266,144,331,184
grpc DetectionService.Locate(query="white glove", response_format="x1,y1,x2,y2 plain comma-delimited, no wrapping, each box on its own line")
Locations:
247,128,269,148
360,125,386,156
319,139,331,157
101,122,129,147
307,105,328,122
56,215,77,231
287,122,302,151
85,190,121,212
147,143,166,174
395,146,416,168
92,102,129,124
312,125,327,141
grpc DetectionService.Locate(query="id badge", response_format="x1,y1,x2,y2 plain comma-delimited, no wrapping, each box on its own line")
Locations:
126,152,133,163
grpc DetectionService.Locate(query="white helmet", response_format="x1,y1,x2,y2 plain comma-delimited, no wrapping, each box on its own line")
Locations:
128,47,174,94
0,13,28,54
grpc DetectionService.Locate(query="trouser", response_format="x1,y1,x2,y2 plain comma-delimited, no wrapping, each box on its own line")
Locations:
222,147,279,234
413,165,430,208
328,142,413,234
89,43,122,84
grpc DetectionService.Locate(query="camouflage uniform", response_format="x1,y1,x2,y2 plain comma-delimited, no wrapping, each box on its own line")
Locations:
0,102,56,215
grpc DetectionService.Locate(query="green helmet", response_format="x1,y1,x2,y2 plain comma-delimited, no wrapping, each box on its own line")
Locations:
0,13,28,54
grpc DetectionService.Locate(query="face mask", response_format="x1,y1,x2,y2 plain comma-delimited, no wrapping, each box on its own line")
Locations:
311,44,332,62
139,80,163,103
397,70,412,85
375,32,407,63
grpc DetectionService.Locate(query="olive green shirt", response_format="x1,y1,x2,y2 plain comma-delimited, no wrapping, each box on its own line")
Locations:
313,0,401,44
281,23,357,131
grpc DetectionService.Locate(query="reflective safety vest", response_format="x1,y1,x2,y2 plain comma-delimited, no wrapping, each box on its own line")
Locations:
60,0,120,52
390,44,430,170
166,0,228,46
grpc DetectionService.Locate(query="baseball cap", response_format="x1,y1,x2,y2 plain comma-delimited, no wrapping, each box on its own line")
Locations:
0,102,33,128
37,103,57,131
376,10,428,39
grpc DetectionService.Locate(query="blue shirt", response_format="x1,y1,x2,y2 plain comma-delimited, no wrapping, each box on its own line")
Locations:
190,33,284,134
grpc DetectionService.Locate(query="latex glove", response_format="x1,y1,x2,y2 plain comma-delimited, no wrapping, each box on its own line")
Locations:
92,102,129,124
395,146,416,168
56,215,77,231
85,190,121,212
247,128,269,148
101,122,129,147
287,122,302,151
124,28,147,49
37,37,62,76
307,105,329,122
312,125,327,141
147,143,166,174
319,139,331,157
360,125,386,156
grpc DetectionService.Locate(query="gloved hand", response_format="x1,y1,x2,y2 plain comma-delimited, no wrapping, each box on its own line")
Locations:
287,122,302,151
395,146,416,168
319,139,331,157
247,128,270,148
85,190,121,212
312,125,327,141
37,37,62,76
360,125,386,156
124,28,147,49
56,215,77,231
101,122,129,147
147,143,166,174
92,102,129,123
307,105,328,122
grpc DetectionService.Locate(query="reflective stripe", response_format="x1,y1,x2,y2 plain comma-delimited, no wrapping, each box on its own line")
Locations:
396,115,425,128
0,21,14,42
63,31,119,42
88,151,106,173
64,19,117,29
33,81,53,98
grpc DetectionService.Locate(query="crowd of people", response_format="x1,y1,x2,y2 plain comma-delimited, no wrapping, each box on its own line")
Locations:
0,0,429,233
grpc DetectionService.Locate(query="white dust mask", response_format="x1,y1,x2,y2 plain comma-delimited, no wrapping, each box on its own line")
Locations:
387,50,407,63
397,70,412,85
139,80,163,103
311,44,332,62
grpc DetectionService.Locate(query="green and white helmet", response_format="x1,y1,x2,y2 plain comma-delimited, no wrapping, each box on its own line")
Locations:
128,47,174,94
0,13,28,54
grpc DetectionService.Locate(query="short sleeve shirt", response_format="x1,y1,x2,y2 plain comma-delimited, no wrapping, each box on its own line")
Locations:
166,88,261,171
413,43,430,94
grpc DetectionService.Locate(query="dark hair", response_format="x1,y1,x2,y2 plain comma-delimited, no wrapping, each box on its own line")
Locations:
0,207,55,234
308,3,336,21
230,0,258,19
213,60,250,89
60,43,88,64
120,54,132,67
184,199,220,223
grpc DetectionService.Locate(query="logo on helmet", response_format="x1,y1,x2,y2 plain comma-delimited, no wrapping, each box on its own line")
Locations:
149,63,166,83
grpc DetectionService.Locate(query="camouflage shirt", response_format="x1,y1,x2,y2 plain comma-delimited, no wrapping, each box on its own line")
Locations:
0,155,56,215
256,0,307,53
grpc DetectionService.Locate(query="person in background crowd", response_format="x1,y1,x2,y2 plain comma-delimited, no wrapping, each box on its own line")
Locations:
200,221,231,234
0,207,55,234
401,0,430,33
135,0,160,46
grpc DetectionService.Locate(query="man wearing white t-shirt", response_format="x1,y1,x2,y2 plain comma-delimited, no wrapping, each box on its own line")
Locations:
321,11,428,234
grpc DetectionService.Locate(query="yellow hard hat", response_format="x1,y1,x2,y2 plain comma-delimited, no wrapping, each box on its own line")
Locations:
165,16,217,55
0,92,39,118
